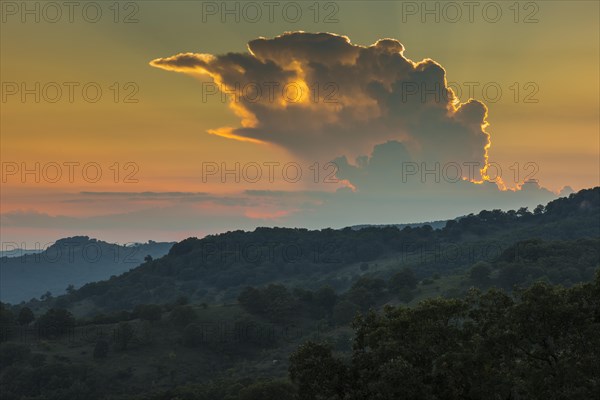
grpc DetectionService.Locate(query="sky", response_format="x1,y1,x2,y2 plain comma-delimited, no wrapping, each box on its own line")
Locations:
1,1,599,246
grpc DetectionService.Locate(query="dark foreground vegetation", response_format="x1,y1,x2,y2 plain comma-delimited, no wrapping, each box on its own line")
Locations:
0,188,598,399
1,275,598,399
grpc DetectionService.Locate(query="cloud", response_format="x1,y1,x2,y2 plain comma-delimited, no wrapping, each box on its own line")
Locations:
146,31,560,228
150,32,491,180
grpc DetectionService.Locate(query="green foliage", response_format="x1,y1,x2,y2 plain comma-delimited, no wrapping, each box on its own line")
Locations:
0,343,30,369
390,267,418,291
492,238,599,289
115,322,135,350
238,287,263,315
29,353,46,368
89,310,132,325
0,302,15,341
36,308,75,338
469,261,492,285
170,305,198,327
238,284,297,322
314,286,338,315
182,323,203,348
332,300,360,326
238,379,296,400
134,304,163,322
289,342,348,400
134,379,288,400
93,339,109,359
0,361,105,400
16,307,34,326
396,287,414,303
346,277,386,311
290,275,600,399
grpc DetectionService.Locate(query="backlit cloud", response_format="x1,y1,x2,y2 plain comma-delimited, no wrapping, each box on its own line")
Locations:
151,32,491,181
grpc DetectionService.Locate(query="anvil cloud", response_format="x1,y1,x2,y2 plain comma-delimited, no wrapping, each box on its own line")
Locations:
151,32,491,181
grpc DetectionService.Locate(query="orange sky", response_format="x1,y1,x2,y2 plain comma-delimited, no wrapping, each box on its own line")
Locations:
1,1,598,245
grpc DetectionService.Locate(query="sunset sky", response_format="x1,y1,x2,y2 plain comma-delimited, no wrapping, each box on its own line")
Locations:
1,1,598,245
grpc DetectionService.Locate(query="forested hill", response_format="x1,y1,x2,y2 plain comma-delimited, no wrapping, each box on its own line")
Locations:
0,238,175,304
22,187,600,314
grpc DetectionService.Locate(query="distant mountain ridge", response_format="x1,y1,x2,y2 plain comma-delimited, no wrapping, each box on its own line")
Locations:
24,187,598,315
0,237,175,304
0,248,42,258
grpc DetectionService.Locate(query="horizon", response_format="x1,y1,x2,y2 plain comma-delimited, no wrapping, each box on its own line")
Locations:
3,185,592,249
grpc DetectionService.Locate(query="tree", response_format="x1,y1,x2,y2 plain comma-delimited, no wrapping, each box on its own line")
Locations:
262,284,296,322
0,303,14,326
93,339,109,359
134,304,162,322
289,342,348,400
17,307,34,326
469,261,492,286
346,277,386,311
397,287,414,303
36,308,75,338
144,254,153,263
333,300,360,326
115,322,135,350
390,268,417,291
239,285,296,322
170,305,197,327
183,323,203,347
40,291,52,301
314,286,338,315
238,287,264,314
66,284,75,295
533,204,545,215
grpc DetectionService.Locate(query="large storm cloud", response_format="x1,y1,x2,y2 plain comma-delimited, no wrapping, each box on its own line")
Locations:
150,32,491,181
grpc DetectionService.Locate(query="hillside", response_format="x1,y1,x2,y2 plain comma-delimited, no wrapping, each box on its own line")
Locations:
17,187,600,316
0,238,175,304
